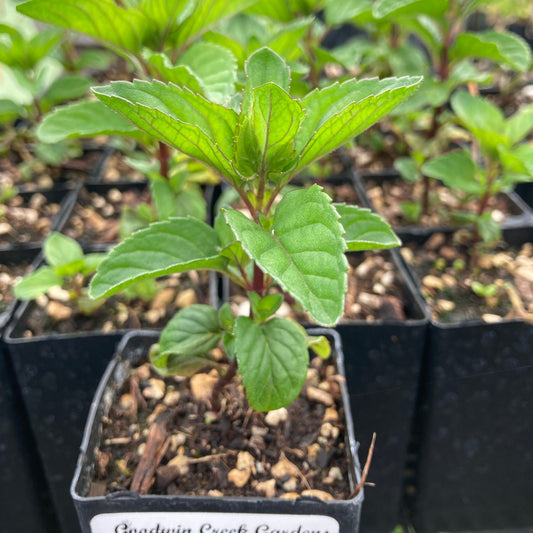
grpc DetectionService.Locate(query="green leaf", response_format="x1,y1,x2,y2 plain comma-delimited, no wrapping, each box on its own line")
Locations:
13,266,63,300
90,217,227,299
295,76,422,170
249,292,284,322
335,204,401,251
218,302,235,332
0,99,23,124
151,305,222,377
504,104,533,146
40,75,91,113
307,335,331,359
422,151,484,195
37,100,141,143
92,80,240,183
394,156,421,183
451,30,532,73
148,54,205,93
43,232,84,268
179,41,237,105
242,48,291,115
224,185,347,326
235,316,309,411
477,212,501,244
235,83,304,178
451,91,507,152
82,253,106,276
373,0,449,19
150,178,206,220
324,0,372,25
17,0,147,54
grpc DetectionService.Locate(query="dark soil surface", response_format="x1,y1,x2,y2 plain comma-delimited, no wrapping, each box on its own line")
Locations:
13,271,211,338
62,185,151,246
91,352,353,501
402,231,533,323
364,175,523,228
0,191,63,247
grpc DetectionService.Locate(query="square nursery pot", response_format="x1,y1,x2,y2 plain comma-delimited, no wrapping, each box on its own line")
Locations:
3,274,219,533
354,169,533,239
0,248,61,533
336,248,428,533
71,329,364,533
400,227,533,532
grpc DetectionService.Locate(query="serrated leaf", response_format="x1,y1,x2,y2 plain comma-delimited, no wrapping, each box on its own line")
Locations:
295,76,422,170
90,217,227,299
17,0,147,53
235,316,308,411
13,267,62,300
504,104,533,145
43,232,84,268
235,83,304,178
37,100,141,143
373,0,449,19
451,91,508,152
242,48,290,115
147,54,205,94
225,185,347,326
451,30,532,72
422,151,484,195
92,80,240,183
179,41,237,105
151,305,222,376
335,204,401,251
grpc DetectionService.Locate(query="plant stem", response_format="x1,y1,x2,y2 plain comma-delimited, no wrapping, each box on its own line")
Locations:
158,141,170,179
211,359,238,412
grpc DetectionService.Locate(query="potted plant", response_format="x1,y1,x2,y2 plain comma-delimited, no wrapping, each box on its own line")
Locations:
67,47,421,531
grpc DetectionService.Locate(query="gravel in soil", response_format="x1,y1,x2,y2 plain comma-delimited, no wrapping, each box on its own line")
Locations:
91,352,353,501
13,271,211,338
101,152,145,183
62,185,152,245
402,231,533,323
364,177,522,228
0,261,32,315
0,192,62,246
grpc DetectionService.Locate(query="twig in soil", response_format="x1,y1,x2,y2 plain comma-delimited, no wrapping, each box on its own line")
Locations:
506,285,533,325
104,437,131,445
128,375,147,417
130,409,176,494
349,432,376,498
187,451,237,465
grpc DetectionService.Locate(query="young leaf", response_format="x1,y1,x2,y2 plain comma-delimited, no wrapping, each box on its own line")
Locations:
422,151,484,195
451,31,532,73
148,54,205,94
150,305,222,377
0,99,24,124
234,83,304,178
40,75,92,113
89,218,227,299
307,335,331,359
37,101,141,143
43,232,84,268
235,316,309,411
17,0,147,54
335,204,401,251
92,80,240,182
224,185,347,326
13,267,63,300
295,76,422,170
504,104,533,146
249,292,284,322
372,0,449,19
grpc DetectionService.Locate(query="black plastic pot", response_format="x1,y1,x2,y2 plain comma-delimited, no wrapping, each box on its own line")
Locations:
400,228,533,532
0,248,61,532
515,182,533,209
4,273,219,533
72,329,363,533
354,170,533,239
337,249,429,533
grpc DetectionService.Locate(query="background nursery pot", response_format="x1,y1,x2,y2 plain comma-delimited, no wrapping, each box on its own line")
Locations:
401,227,533,532
72,329,364,533
0,248,61,533
4,274,217,533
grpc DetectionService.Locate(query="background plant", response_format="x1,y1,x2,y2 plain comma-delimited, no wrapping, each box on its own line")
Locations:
87,48,421,411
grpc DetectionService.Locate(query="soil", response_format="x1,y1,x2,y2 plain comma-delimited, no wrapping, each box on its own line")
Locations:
363,175,523,228
230,250,418,324
62,184,151,246
0,191,64,247
91,351,353,501
101,152,145,183
0,147,104,190
14,270,211,338
401,231,533,323
0,261,32,315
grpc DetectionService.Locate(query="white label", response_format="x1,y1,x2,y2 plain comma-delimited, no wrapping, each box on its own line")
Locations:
90,512,339,533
